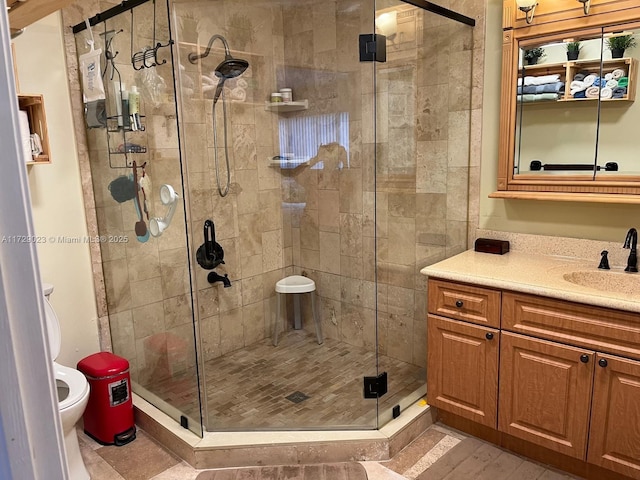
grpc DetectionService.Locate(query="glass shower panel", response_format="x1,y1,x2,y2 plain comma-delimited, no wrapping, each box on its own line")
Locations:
74,0,203,436
173,0,380,430
374,1,474,426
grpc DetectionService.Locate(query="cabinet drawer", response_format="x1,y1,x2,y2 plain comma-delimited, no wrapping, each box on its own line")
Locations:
428,279,501,328
502,291,640,360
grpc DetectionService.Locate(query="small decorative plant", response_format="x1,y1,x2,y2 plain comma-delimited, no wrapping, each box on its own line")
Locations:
523,47,546,65
565,41,582,61
606,35,637,58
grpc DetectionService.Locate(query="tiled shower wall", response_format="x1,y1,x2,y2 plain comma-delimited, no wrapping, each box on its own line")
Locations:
64,0,200,403
173,0,289,363
285,0,483,369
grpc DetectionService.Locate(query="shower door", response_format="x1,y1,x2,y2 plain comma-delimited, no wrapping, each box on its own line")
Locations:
73,0,204,436
173,0,382,430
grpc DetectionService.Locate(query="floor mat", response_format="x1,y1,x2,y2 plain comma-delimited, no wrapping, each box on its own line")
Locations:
94,430,180,480
195,462,368,479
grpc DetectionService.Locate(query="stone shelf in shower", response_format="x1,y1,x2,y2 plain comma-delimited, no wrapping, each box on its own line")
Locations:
264,100,308,112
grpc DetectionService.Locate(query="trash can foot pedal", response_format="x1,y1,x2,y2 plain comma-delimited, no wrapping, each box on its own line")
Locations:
114,426,137,446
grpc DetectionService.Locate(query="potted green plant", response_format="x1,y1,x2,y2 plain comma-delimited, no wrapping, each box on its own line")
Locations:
523,47,546,65
566,41,582,61
606,35,637,59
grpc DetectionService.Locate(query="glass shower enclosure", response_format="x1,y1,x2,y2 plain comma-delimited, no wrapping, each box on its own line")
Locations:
74,0,474,435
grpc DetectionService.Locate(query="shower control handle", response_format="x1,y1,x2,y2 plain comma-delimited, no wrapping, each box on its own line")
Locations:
196,219,225,270
204,219,216,260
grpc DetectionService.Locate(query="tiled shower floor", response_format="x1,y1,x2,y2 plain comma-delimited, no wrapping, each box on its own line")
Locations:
145,331,426,430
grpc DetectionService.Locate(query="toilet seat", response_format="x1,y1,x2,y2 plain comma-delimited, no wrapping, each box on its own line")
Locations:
55,363,90,411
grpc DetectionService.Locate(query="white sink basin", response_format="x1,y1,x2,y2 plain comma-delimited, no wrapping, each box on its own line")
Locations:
563,270,640,296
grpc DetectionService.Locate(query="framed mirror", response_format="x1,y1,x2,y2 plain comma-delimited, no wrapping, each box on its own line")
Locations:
494,3,640,202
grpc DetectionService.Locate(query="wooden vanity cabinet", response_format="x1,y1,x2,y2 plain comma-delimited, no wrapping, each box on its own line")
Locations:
588,353,640,479
427,315,499,427
427,277,640,480
499,332,594,459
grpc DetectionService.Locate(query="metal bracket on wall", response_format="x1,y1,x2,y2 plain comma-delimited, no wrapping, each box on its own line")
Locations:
359,34,387,63
364,372,388,399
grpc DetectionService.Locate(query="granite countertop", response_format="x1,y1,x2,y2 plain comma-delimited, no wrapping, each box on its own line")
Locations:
421,249,640,314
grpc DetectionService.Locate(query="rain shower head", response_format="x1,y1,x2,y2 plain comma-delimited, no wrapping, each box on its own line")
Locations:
215,55,249,79
188,33,249,104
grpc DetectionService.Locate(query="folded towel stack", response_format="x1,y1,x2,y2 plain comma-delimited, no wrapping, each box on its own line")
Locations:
516,74,564,102
517,74,561,87
517,81,565,95
517,93,560,103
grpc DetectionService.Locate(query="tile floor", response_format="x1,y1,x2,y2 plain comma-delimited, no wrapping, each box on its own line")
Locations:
78,423,583,480
145,331,426,429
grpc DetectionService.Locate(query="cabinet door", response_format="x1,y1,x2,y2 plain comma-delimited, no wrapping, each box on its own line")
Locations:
588,353,640,479
499,332,594,459
427,315,499,427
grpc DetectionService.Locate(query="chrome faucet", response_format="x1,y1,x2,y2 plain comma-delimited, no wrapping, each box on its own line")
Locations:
624,228,638,273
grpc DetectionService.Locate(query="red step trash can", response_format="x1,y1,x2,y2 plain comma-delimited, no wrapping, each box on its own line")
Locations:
77,352,136,446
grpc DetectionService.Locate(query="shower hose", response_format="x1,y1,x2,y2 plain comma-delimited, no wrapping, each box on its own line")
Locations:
211,88,231,197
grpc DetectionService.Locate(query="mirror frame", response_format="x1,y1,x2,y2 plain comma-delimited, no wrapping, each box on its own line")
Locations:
493,1,640,203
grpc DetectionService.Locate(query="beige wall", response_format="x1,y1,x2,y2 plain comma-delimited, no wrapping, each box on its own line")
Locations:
13,12,100,367
479,0,639,242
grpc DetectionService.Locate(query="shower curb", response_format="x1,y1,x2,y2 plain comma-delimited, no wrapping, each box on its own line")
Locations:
133,394,435,469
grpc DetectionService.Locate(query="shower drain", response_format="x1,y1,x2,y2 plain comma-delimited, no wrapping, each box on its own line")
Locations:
285,391,310,404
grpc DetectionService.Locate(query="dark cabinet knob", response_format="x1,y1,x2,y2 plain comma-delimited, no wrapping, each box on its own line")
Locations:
599,358,608,368
486,332,494,340
455,300,464,308
580,354,589,363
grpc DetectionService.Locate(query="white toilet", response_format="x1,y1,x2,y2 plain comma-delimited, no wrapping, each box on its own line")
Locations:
43,283,91,480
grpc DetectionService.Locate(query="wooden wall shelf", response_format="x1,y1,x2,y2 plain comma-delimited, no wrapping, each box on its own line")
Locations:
18,93,50,165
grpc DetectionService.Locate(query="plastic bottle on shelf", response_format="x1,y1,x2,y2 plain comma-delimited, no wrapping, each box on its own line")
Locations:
279,88,292,103
112,81,125,127
129,86,141,131
121,89,130,129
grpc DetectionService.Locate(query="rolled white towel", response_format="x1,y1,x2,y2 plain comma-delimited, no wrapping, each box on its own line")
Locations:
612,68,626,79
201,74,217,85
586,86,600,98
530,74,561,86
601,87,613,99
583,74,597,87
237,78,248,89
229,87,246,102
570,80,586,94
605,73,613,81
606,79,619,89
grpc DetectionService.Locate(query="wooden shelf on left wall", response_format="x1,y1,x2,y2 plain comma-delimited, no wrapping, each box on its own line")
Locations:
18,94,50,165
